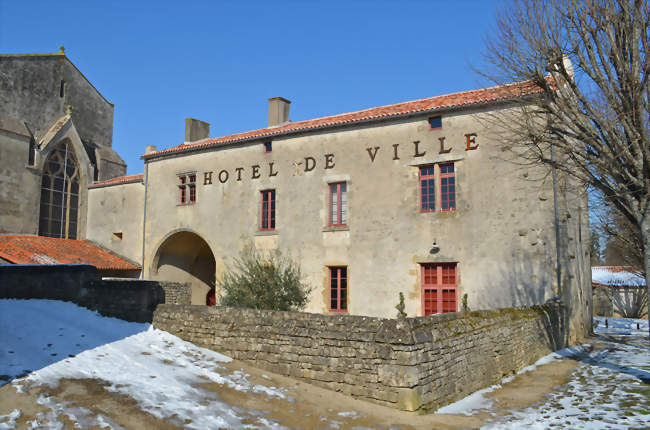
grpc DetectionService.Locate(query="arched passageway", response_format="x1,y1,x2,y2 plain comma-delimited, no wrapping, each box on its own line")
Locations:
151,231,216,305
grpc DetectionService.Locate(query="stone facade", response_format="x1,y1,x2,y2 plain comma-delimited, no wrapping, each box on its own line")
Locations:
88,87,591,341
0,49,126,238
153,302,565,411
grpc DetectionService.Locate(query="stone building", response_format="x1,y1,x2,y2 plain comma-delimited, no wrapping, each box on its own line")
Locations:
86,83,592,340
0,47,126,239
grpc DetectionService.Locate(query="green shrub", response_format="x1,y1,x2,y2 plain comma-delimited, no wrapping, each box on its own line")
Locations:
218,241,311,311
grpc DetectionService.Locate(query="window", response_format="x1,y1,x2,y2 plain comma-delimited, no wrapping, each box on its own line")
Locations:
328,182,347,226
264,142,272,153
59,80,66,98
420,163,456,212
419,166,436,212
421,263,457,315
428,116,442,129
440,163,456,211
38,142,80,239
260,189,276,230
329,266,348,312
178,174,196,205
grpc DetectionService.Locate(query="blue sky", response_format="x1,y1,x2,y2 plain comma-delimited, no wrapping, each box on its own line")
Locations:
0,0,500,175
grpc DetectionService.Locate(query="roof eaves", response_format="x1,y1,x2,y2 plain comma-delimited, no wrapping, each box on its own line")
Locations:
88,176,144,189
142,95,525,162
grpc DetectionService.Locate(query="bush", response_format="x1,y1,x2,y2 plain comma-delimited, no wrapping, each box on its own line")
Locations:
218,242,311,311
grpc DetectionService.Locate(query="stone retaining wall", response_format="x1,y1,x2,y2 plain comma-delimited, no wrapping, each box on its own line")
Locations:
0,265,191,322
153,303,565,412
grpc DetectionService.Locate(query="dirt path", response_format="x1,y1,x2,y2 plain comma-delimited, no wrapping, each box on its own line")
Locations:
0,353,579,429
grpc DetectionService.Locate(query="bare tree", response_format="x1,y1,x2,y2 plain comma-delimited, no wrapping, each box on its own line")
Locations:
480,0,649,333
600,202,644,267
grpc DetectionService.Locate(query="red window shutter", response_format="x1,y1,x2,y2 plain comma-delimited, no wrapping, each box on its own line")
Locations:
329,266,348,312
421,263,457,315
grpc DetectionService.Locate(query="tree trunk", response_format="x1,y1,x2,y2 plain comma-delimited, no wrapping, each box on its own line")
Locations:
642,216,650,337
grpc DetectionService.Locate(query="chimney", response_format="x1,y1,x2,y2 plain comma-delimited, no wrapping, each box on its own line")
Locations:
268,97,291,127
184,118,210,142
145,145,157,154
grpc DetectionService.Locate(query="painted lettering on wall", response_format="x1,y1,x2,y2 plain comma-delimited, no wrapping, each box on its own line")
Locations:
199,133,477,185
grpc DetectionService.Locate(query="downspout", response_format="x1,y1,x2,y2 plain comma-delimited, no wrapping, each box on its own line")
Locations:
140,161,149,279
551,145,562,298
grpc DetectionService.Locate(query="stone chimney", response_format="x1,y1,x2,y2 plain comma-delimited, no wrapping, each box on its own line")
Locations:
268,97,291,127
185,118,210,142
145,145,157,154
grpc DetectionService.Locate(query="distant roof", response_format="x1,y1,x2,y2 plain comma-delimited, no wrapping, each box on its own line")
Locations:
0,235,140,271
143,80,542,161
592,266,646,287
0,47,113,106
89,174,144,189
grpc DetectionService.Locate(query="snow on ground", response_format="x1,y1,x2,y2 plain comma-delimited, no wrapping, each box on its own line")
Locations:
436,344,589,416
480,318,650,429
0,299,291,429
0,299,148,386
594,315,649,335
437,317,650,429
2,300,649,429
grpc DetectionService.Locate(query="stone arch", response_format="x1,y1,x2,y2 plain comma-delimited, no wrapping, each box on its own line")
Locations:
38,139,81,238
150,230,216,305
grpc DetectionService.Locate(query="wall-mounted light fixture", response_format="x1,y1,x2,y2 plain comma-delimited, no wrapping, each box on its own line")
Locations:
430,240,440,254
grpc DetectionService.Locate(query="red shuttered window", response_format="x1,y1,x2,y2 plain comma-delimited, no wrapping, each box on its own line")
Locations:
440,163,455,211
329,266,347,312
419,166,436,212
421,263,457,315
328,182,347,226
260,189,276,230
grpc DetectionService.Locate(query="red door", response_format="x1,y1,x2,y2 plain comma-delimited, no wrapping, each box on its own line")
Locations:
421,263,457,315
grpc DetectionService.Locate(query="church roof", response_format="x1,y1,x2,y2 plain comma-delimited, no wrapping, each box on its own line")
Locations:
0,235,140,271
142,80,542,161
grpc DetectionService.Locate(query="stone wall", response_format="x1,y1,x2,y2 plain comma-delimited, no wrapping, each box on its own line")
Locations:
0,265,190,322
153,302,565,412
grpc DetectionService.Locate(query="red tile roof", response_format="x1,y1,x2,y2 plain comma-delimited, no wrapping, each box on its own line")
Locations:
143,80,541,161
0,235,140,271
89,174,144,189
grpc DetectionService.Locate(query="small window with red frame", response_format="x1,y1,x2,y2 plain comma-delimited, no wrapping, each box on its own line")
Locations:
419,166,436,212
329,266,347,312
178,174,196,205
260,189,276,230
440,163,455,211
428,116,442,129
328,182,347,226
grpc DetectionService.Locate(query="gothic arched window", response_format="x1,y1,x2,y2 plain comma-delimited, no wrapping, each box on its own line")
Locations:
38,142,80,239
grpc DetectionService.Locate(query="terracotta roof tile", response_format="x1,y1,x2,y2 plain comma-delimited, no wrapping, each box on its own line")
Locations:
0,235,140,271
89,174,144,189
143,81,541,160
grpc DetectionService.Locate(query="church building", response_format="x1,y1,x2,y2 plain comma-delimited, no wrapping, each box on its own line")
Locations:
0,47,125,239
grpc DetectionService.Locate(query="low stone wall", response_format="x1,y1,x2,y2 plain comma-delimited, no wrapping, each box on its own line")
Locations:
0,265,191,322
153,303,565,412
